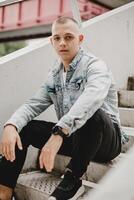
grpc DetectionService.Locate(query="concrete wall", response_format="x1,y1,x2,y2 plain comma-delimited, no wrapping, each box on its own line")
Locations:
0,41,58,135
82,2,134,89
0,2,134,135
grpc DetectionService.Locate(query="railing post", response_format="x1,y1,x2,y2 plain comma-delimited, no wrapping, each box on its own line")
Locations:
36,0,42,23
0,6,5,29
17,1,22,26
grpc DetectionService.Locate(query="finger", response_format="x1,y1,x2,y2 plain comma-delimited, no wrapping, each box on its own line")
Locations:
45,149,53,172
9,141,15,161
16,136,23,150
1,143,6,157
49,154,55,171
43,148,50,171
0,143,3,156
40,148,50,171
0,144,2,154
39,151,43,169
47,152,55,172
5,143,10,160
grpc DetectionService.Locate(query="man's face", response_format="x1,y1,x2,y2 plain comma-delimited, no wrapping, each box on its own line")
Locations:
51,21,83,63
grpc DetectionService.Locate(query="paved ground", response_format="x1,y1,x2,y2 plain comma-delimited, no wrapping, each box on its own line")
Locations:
78,186,91,199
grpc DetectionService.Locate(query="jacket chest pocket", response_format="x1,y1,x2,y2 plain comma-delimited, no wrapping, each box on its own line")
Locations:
67,78,86,102
69,78,86,91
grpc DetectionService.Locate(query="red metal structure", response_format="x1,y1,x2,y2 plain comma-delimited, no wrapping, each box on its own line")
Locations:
0,0,109,41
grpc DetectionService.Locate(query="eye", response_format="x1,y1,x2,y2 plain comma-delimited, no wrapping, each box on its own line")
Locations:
53,36,60,41
65,35,74,41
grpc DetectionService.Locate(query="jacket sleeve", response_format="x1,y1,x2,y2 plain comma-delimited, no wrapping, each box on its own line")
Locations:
56,60,111,135
5,77,53,132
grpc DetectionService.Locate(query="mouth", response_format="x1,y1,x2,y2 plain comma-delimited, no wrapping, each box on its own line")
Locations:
59,49,69,53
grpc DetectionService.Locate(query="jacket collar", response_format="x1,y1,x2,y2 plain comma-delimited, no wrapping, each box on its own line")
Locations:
68,47,84,71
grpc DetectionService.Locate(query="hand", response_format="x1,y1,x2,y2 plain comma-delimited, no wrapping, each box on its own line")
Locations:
0,125,23,162
39,134,63,172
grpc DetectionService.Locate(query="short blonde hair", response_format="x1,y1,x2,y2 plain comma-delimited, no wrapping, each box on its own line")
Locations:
53,16,79,26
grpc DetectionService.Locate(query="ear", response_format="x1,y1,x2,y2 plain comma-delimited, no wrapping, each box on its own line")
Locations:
50,36,53,46
79,34,84,44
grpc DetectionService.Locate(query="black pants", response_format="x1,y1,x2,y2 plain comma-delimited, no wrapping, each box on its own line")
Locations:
0,109,121,189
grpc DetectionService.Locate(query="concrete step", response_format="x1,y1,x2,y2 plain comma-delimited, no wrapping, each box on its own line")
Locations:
14,154,125,199
15,171,96,199
119,107,134,127
21,127,134,181
127,76,134,90
12,107,134,200
54,153,126,183
118,90,134,108
53,128,134,183
15,171,95,200
122,126,134,136
121,126,134,152
14,126,134,199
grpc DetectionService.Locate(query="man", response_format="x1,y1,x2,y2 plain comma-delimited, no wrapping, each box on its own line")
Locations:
0,17,125,200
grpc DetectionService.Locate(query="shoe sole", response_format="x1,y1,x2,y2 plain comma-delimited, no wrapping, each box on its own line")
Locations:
48,185,85,200
69,185,85,200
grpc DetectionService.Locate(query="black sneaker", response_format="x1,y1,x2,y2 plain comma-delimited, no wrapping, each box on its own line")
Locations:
48,171,85,200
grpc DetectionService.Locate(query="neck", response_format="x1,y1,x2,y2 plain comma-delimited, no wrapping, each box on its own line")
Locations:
61,56,74,72
63,63,69,72
61,49,80,71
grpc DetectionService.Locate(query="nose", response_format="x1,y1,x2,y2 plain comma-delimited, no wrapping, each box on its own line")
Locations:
59,38,66,46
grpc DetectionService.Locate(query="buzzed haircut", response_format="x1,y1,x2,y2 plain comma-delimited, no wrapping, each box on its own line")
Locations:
53,16,79,27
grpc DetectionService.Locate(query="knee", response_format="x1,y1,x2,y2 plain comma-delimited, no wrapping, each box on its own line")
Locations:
91,109,104,124
0,184,13,200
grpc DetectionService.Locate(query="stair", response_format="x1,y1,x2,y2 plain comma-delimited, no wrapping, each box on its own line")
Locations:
14,124,134,199
118,75,134,127
14,153,124,199
119,107,134,127
13,75,134,199
14,129,134,200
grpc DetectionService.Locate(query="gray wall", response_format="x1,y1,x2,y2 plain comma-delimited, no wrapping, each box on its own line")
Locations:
0,41,58,135
82,2,134,89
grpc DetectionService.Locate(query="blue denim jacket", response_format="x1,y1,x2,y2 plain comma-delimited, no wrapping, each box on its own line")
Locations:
5,48,127,143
